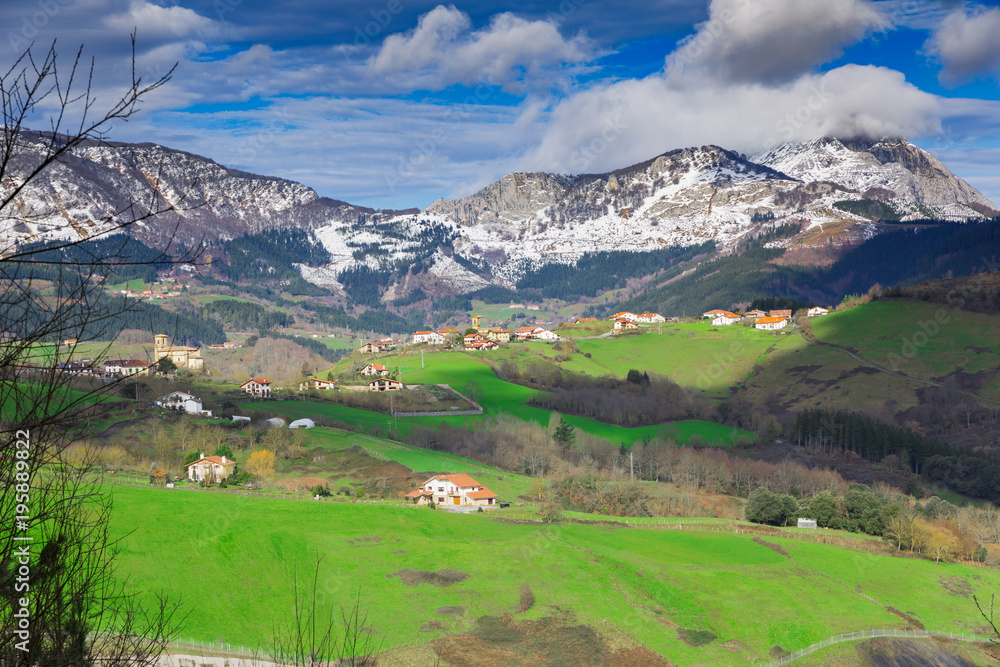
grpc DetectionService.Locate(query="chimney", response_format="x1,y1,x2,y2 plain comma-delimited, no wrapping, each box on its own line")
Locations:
221,456,226,463
200,452,204,459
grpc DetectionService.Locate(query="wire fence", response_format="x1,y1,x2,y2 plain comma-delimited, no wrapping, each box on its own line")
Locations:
762,628,995,666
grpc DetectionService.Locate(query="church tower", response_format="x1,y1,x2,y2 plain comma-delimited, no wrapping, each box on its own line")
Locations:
154,334,169,350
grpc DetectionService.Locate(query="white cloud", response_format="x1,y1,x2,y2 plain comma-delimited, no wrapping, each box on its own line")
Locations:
104,0,219,41
525,65,941,174
925,5,1000,85
368,5,595,90
668,0,890,84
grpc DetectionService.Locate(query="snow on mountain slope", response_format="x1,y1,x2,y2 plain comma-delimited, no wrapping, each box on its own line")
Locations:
753,137,998,217
3,132,995,295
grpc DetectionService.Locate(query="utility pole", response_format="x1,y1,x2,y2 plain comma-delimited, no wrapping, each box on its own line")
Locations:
630,450,634,482
421,350,424,369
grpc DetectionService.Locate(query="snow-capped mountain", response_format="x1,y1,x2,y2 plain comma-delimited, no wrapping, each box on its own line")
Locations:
1,132,995,295
753,137,997,218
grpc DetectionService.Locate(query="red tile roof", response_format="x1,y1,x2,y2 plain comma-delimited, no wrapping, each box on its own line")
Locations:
426,473,481,488
755,316,787,324
465,487,497,499
247,377,271,384
184,456,235,468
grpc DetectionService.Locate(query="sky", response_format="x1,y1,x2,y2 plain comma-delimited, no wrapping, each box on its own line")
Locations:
3,0,1000,210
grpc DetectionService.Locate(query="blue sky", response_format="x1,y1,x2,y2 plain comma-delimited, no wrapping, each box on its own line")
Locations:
4,0,999,209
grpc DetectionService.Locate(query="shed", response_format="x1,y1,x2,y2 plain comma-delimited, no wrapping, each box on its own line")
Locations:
265,417,287,428
232,415,251,423
289,418,315,429
797,518,817,529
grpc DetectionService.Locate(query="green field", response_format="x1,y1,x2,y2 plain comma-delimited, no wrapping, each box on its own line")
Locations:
258,352,752,446
109,483,1000,665
740,299,1000,412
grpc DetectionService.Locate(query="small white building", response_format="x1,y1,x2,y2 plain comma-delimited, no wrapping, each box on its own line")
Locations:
755,316,788,331
240,377,272,397
530,327,559,341
613,319,638,332
360,362,390,376
711,311,741,326
609,311,638,322
797,518,817,529
635,312,666,323
103,359,152,377
232,415,251,423
807,307,829,317
186,453,235,484
404,474,497,507
156,391,211,416
412,331,446,345
289,418,315,429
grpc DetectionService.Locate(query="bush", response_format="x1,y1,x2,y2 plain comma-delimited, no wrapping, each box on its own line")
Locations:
311,484,331,497
745,487,796,526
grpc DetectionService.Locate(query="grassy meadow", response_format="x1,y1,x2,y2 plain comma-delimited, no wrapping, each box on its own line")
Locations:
254,351,753,446
109,482,1000,665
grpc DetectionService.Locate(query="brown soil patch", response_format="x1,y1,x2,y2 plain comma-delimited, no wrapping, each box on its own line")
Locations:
610,646,672,666
886,606,924,630
433,614,614,666
752,537,791,558
940,576,974,598
347,535,381,545
676,628,716,647
436,606,465,617
388,568,468,587
858,636,982,666
420,620,446,632
770,645,790,658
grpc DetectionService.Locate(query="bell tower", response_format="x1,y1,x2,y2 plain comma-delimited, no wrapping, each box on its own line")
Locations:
154,334,168,350
472,314,481,329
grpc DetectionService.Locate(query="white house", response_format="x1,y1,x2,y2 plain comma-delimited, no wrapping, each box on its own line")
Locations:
412,331,446,345
807,307,829,317
360,362,390,376
369,378,404,392
185,453,235,484
711,311,741,326
103,359,151,377
613,319,638,332
240,377,272,397
404,473,498,507
754,316,788,330
609,311,638,322
634,312,666,323
156,391,211,416
702,309,729,319
532,328,559,341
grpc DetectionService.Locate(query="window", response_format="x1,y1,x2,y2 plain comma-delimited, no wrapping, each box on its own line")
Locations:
438,486,444,491
438,497,444,503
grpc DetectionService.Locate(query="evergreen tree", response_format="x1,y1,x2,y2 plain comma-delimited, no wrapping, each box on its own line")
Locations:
553,417,576,450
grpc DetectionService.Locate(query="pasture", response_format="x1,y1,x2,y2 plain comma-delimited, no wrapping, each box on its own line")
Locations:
108,483,1000,665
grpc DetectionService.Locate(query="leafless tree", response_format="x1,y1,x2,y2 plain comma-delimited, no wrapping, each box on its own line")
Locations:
271,556,381,666
0,37,199,665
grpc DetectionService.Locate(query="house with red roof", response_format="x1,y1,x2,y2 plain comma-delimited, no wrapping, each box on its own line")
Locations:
240,377,272,397
404,474,498,507
360,362,389,376
709,311,741,326
754,316,789,331
412,331,446,345
185,452,235,485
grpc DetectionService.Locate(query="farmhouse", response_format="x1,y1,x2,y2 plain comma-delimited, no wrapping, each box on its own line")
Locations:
482,327,510,343
755,316,788,330
702,309,729,319
360,362,390,376
357,342,381,354
302,377,336,390
467,340,499,351
609,311,638,322
412,331,446,345
573,317,598,323
103,359,151,377
769,309,793,318
404,474,497,507
464,333,484,345
808,307,829,317
635,312,666,323
185,453,235,484
746,309,766,318
437,328,461,340
613,319,638,332
515,326,559,341
153,334,204,371
240,377,272,397
710,311,741,326
369,378,404,391
156,391,211,416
